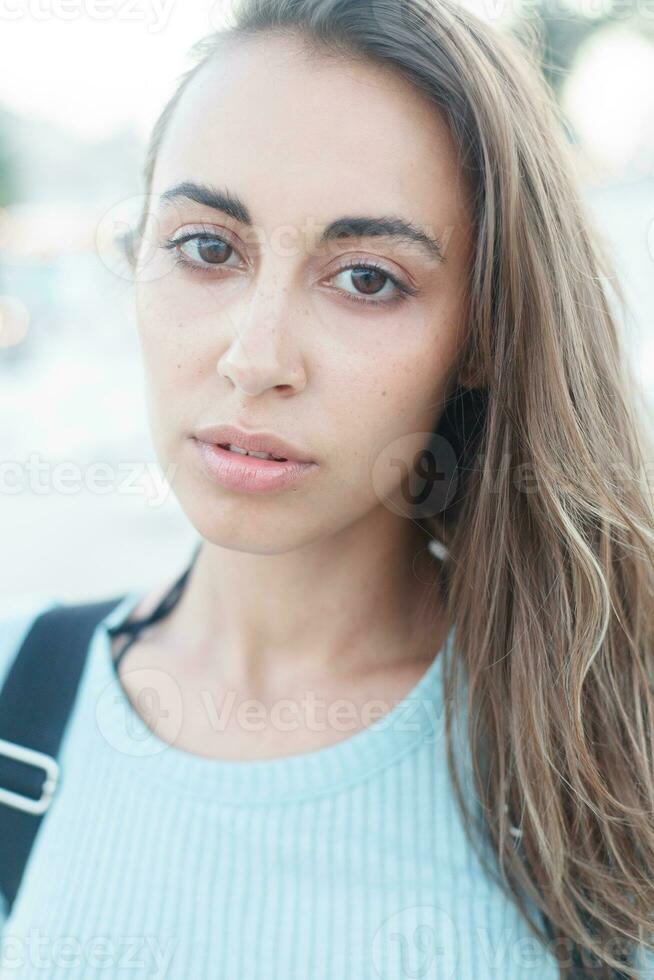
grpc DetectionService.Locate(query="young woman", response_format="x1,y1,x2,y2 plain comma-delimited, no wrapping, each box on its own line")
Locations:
1,0,653,977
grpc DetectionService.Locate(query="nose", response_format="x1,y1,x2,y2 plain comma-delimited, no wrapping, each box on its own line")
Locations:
216,282,307,397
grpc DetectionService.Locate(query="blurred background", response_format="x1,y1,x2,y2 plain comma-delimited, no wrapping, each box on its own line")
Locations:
0,0,653,611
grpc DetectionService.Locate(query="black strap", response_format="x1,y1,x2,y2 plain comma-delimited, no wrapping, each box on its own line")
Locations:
0,542,202,916
0,596,124,915
108,541,201,671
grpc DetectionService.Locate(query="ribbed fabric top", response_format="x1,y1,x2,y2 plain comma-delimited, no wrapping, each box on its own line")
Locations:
99,592,453,807
0,591,640,979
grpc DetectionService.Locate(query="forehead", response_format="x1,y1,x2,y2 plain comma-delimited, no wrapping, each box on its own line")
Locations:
151,34,471,235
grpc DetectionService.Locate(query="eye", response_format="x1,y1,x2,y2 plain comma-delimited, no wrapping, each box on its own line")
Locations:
161,232,243,273
160,234,420,308
327,261,418,308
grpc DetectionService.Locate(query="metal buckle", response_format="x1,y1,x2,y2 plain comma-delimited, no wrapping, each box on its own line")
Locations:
0,738,60,815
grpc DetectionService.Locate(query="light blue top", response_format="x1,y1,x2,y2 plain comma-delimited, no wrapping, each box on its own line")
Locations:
0,593,649,979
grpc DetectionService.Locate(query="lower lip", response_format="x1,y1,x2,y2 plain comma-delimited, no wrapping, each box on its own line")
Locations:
192,439,318,493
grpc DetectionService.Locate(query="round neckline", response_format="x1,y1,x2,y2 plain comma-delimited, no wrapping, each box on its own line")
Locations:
88,591,454,805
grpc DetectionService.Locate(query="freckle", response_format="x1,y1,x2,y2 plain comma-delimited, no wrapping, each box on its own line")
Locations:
381,390,386,396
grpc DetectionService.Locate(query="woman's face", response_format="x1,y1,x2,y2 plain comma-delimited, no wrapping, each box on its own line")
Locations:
134,35,474,553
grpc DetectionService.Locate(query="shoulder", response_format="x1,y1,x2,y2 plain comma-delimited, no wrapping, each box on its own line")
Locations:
0,594,63,691
0,589,139,679
0,583,170,681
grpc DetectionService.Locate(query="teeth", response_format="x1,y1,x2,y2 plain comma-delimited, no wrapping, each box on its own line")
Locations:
223,444,287,462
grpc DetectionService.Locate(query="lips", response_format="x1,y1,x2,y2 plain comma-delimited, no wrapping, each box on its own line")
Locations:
218,444,288,462
193,440,317,493
193,424,315,464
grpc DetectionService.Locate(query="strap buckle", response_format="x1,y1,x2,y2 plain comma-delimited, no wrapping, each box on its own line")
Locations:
0,738,60,815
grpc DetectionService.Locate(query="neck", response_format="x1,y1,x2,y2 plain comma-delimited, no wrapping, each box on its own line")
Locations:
162,511,447,688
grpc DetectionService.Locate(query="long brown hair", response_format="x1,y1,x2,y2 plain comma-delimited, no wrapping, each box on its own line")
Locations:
130,0,654,974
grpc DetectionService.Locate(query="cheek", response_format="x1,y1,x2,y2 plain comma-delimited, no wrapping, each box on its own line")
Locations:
327,326,459,498
136,285,202,388
323,362,435,493
134,290,197,465
362,330,457,428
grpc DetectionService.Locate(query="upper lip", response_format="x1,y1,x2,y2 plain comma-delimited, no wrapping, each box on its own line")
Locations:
193,424,316,464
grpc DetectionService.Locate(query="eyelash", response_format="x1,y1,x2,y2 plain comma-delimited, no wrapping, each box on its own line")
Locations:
160,232,419,308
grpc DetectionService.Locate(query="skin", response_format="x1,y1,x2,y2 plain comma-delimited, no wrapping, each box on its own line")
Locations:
113,34,476,760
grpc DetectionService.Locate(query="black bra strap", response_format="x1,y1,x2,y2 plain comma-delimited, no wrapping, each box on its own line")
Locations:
107,540,202,670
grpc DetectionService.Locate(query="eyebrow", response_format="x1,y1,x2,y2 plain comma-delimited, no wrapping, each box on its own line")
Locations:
158,181,445,263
